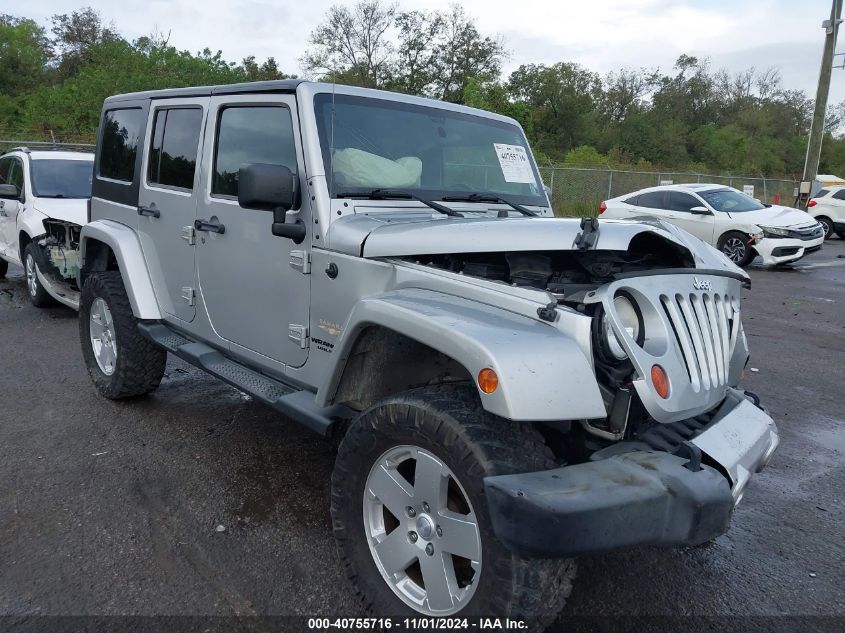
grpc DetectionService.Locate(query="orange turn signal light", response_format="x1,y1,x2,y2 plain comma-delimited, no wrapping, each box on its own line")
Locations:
651,365,670,399
477,368,499,394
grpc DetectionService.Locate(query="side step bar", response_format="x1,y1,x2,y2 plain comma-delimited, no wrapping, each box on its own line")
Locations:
138,322,351,435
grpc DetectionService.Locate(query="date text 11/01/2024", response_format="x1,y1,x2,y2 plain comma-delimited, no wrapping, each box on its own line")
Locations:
307,618,528,630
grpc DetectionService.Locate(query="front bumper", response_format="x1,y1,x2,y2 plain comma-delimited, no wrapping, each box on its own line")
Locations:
754,235,824,265
484,390,778,558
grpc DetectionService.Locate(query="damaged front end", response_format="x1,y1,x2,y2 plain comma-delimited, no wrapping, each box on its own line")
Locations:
32,219,82,309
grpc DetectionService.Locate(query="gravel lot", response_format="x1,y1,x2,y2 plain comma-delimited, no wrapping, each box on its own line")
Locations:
1,240,843,631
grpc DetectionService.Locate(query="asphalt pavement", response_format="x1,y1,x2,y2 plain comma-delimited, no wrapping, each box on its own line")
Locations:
1,240,843,631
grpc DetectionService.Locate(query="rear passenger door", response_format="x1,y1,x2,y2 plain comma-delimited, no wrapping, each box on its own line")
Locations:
138,99,209,322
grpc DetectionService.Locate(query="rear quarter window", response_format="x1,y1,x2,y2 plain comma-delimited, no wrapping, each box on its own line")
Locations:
815,188,830,198
623,195,639,205
99,108,143,182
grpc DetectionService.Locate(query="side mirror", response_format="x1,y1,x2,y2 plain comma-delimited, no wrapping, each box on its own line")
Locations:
238,163,305,243
690,206,712,215
0,184,19,200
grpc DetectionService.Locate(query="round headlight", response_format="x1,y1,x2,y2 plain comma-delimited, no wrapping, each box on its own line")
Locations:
602,294,643,360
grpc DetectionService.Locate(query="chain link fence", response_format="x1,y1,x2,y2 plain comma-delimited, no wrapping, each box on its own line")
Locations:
538,166,798,217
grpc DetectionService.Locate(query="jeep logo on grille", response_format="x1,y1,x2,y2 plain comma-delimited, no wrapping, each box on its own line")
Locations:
693,277,712,292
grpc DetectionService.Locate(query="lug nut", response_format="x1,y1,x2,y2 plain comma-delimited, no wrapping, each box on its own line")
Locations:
425,543,434,556
409,531,418,543
407,507,416,518
422,502,431,513
436,526,442,537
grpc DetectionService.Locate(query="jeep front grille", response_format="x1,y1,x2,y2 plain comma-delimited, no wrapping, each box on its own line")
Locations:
659,292,740,393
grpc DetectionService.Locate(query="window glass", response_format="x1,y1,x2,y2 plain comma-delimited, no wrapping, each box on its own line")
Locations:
623,195,639,205
31,159,93,198
699,188,765,212
668,191,701,212
212,106,296,198
0,158,11,185
636,191,666,209
148,108,203,190
99,108,142,182
6,159,23,191
313,93,545,206
815,188,830,198
832,189,845,201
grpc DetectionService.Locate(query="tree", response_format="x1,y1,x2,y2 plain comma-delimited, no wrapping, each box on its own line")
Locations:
51,7,120,79
241,56,291,81
301,1,396,87
0,15,52,126
390,9,443,95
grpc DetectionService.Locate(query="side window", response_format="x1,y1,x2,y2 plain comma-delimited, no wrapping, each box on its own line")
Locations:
637,191,666,209
212,105,297,198
832,189,845,201
623,194,639,205
147,107,203,190
815,188,830,198
668,192,701,212
0,158,11,185
99,108,143,182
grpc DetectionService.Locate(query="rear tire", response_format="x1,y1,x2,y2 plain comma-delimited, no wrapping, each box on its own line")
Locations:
817,216,834,239
837,232,845,240
79,271,166,399
331,384,575,624
718,231,754,267
0,257,7,278
24,242,56,307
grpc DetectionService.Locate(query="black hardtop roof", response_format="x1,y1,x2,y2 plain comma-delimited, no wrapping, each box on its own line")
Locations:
103,79,305,104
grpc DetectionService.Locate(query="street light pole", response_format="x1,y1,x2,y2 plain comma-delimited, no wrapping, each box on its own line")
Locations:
803,0,844,193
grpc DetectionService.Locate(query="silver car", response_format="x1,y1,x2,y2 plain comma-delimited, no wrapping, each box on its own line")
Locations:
74,81,778,624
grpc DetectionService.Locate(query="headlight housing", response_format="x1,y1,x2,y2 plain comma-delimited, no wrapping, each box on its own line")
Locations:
600,293,644,361
759,225,791,239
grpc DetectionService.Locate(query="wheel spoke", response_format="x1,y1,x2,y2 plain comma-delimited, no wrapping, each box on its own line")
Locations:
373,528,418,576
419,552,456,612
413,450,448,510
101,342,115,368
367,464,414,518
437,511,480,561
89,318,105,338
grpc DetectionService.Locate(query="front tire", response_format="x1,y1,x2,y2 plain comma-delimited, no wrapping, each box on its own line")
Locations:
24,242,56,307
331,384,575,622
0,256,7,278
79,271,166,399
718,231,754,267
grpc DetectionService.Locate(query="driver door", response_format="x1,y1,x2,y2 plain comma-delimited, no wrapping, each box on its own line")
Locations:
195,94,311,367
666,191,715,242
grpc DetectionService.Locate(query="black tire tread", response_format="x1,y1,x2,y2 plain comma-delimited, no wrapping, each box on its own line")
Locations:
24,242,56,307
79,271,166,399
0,256,7,278
817,216,834,239
332,383,575,624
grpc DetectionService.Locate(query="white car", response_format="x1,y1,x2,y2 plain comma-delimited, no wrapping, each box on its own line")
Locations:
808,186,845,239
600,184,825,267
0,148,93,308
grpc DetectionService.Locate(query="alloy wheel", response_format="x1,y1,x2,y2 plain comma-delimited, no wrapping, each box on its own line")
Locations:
89,297,118,375
722,237,747,263
25,253,38,297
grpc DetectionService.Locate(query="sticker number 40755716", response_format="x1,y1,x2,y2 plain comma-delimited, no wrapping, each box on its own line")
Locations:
493,143,536,184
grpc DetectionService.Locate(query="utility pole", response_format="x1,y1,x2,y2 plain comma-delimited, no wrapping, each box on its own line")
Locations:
802,0,844,195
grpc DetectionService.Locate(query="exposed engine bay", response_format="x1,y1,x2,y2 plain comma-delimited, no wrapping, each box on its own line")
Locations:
35,219,82,291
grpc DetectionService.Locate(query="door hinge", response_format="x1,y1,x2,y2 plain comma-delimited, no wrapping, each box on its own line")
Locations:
289,250,311,274
181,225,196,245
288,324,309,349
181,286,195,306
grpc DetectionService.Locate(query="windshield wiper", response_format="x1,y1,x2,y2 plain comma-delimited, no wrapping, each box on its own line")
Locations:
441,193,537,217
336,189,463,217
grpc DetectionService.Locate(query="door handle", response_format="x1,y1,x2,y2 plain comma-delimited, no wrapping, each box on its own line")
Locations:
194,218,225,234
138,205,160,218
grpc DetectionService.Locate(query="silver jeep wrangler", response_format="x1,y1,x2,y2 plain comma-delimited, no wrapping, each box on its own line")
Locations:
78,80,779,622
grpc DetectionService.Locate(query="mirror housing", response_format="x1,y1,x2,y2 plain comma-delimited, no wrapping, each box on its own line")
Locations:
689,205,712,215
0,184,19,200
238,163,297,211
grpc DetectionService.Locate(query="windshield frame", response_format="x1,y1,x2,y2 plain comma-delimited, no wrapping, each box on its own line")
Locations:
698,188,766,213
30,158,94,199
312,92,548,208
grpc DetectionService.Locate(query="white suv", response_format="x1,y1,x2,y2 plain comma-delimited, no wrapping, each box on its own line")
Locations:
0,148,93,308
600,184,825,267
808,186,845,239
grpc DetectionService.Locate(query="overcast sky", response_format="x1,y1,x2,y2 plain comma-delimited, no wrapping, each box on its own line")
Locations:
8,0,845,103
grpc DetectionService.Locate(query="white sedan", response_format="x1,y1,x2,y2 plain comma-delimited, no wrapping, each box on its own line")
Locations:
600,184,825,267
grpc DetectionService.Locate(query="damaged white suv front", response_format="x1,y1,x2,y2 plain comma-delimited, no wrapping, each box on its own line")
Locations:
0,148,92,308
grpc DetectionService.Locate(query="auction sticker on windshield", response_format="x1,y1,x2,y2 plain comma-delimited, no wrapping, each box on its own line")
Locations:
494,143,535,183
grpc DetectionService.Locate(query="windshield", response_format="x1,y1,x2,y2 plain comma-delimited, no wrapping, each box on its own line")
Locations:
314,93,546,207
699,188,765,213
31,159,93,198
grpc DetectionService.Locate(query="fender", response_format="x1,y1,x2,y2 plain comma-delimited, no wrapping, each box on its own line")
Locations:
318,288,606,422
12,207,48,264
79,219,161,319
